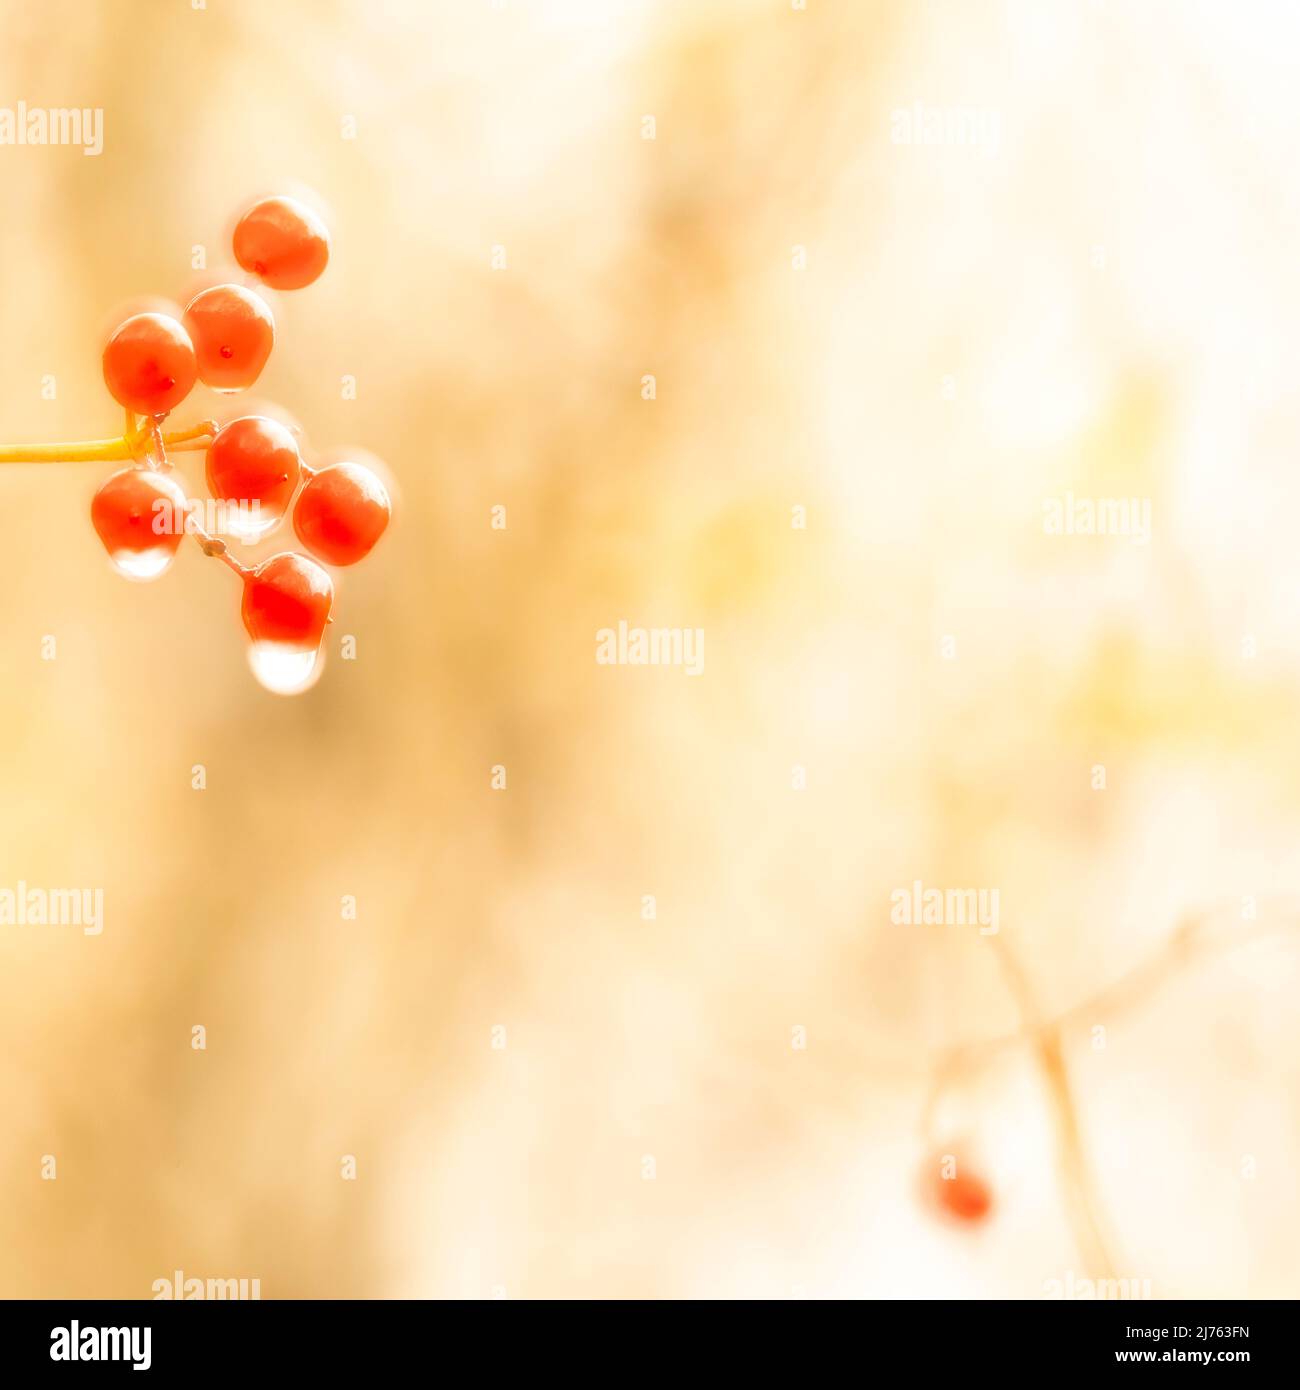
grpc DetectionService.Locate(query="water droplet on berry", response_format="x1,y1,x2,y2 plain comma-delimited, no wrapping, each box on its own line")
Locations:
91,466,187,581
109,545,179,581
247,640,324,695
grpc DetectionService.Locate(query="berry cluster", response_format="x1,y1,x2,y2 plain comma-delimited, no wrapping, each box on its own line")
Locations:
90,195,390,694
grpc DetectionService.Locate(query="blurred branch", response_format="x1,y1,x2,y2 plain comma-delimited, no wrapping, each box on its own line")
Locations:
920,905,1295,1276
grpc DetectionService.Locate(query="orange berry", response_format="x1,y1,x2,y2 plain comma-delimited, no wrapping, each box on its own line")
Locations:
241,552,333,649
90,467,189,580
292,462,390,566
102,313,197,416
927,1155,994,1226
233,196,329,290
205,416,301,541
183,284,274,392
241,552,334,694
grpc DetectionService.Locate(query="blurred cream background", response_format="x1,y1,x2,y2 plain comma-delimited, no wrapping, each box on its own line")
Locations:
1,0,1299,1298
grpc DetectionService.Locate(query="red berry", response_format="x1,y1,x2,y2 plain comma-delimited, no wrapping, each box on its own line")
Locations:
233,196,329,290
205,416,301,541
102,313,197,416
241,551,333,646
928,1155,994,1226
292,462,390,566
90,467,189,580
183,284,274,392
241,552,333,694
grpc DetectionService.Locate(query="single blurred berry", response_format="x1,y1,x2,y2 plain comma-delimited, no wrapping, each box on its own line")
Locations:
90,466,189,580
241,552,334,694
927,1155,994,1227
102,313,197,416
205,416,301,542
233,196,329,290
292,462,390,566
183,284,274,392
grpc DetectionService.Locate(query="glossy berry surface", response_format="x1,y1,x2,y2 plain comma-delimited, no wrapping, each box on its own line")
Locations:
90,466,189,580
183,284,274,392
205,416,301,540
233,196,330,290
293,462,391,566
242,552,333,646
102,313,197,416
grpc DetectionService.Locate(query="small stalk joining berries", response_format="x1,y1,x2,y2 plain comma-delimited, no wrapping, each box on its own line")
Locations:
186,513,251,578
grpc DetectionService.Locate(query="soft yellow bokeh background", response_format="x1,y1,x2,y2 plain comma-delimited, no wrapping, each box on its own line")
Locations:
2,0,1299,1298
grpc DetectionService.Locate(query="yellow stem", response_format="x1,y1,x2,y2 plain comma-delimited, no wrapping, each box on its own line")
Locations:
0,422,216,465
